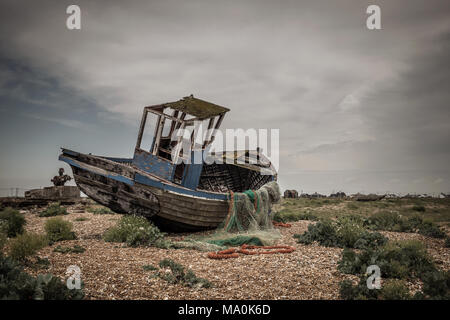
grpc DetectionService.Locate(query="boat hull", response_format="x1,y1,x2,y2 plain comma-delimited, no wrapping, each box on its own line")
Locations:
67,160,229,232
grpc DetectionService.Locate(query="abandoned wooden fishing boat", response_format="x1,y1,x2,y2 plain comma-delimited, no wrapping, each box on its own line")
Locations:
59,95,277,231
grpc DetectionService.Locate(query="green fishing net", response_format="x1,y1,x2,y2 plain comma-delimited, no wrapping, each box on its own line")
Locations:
203,181,282,247
174,181,282,250
221,181,280,233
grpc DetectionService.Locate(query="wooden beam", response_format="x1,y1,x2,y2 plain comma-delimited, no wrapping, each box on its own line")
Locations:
203,117,216,148
208,113,225,145
152,115,165,155
171,122,186,164
175,113,187,129
169,110,179,137
146,108,184,123
135,109,148,149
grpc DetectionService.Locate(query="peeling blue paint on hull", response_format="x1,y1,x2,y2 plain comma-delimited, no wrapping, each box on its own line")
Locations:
59,152,229,231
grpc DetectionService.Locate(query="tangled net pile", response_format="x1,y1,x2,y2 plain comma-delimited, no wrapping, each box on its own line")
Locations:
187,181,296,258
175,181,293,256
221,181,281,233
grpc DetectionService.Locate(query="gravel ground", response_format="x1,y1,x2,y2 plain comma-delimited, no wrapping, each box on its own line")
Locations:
21,207,449,300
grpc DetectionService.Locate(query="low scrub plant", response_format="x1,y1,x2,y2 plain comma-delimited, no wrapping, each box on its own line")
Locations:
339,270,449,300
339,277,411,300
417,219,446,238
8,233,48,262
417,270,450,300
364,211,403,231
0,207,26,237
0,254,84,300
39,202,68,217
379,280,412,300
294,219,338,247
142,264,158,271
157,259,212,289
103,215,167,247
339,277,379,300
338,240,436,279
44,218,76,243
338,238,450,300
412,205,426,212
273,209,318,223
294,218,387,249
364,212,446,239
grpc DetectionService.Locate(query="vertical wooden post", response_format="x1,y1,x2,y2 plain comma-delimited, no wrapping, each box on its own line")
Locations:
169,110,179,138
175,113,187,130
135,109,148,149
208,113,225,146
202,117,216,148
152,115,165,155
172,122,186,164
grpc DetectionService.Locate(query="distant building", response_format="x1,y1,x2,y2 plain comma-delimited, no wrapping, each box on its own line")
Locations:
330,191,346,198
284,190,299,198
310,192,326,199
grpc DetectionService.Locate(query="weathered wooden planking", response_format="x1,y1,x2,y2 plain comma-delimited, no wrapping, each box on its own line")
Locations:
62,147,275,231
156,193,227,214
157,202,226,222
63,149,134,178
73,165,227,224
158,210,225,225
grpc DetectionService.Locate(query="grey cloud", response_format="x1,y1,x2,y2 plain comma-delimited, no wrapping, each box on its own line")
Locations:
0,0,449,194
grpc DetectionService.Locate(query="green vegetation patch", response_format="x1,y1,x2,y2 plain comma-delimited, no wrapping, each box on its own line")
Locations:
294,217,387,249
364,212,446,238
142,264,158,271
103,215,170,248
87,206,115,215
8,233,48,262
273,209,318,223
339,277,412,300
0,254,84,300
0,207,26,237
155,259,212,289
338,240,450,300
340,270,450,300
39,202,68,217
44,217,76,243
338,240,436,279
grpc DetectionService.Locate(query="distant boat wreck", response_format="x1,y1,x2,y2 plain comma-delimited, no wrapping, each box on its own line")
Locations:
0,169,81,208
59,95,277,231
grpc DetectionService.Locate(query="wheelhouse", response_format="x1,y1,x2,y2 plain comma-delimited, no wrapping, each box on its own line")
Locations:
133,95,229,189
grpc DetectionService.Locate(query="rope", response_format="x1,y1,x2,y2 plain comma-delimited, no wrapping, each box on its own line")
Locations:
207,248,239,259
207,244,295,259
239,244,295,255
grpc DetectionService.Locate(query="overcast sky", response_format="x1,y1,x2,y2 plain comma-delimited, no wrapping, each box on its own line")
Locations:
0,0,449,195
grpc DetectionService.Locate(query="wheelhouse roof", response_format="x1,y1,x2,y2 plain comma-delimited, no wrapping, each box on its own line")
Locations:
147,95,230,120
